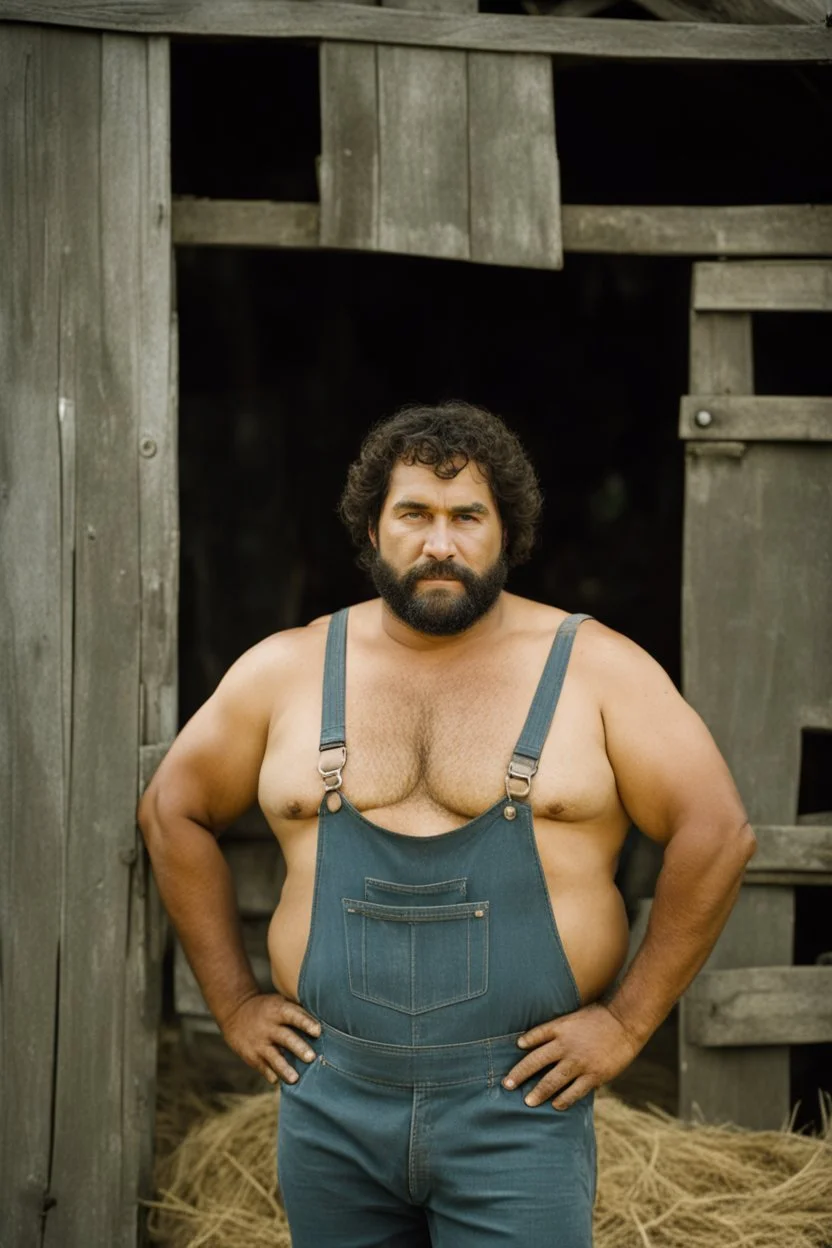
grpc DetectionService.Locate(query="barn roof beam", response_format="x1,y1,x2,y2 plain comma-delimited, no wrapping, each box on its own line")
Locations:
1,0,829,61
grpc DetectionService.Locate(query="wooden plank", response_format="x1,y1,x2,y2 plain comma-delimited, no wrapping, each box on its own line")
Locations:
679,890,795,1126
681,432,832,1124
36,30,167,1248
686,967,832,1046
377,46,470,259
693,260,832,311
747,824,832,874
634,0,824,23
319,42,379,250
680,296,795,1131
468,53,562,269
680,395,832,442
688,311,752,395
561,204,832,257
127,35,174,1247
1,1,829,62
0,24,66,1246
172,199,832,259
175,196,320,249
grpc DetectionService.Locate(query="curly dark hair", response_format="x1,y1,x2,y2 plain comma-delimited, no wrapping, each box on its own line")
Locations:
339,401,543,570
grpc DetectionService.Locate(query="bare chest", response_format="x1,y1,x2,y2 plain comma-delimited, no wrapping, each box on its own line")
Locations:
258,653,619,835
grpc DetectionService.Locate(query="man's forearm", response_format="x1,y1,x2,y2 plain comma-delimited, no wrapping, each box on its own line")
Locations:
140,808,260,1030
606,819,756,1047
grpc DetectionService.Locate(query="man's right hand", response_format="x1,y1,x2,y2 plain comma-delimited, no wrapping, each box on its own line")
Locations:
221,993,322,1086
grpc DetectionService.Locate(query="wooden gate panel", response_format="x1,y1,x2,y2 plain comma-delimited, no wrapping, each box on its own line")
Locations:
0,24,172,1247
680,271,832,1128
0,25,66,1246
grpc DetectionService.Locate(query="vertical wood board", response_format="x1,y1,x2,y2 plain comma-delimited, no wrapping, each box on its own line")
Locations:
378,43,470,260
319,40,379,251
10,29,175,1248
468,53,562,270
0,25,66,1247
680,303,802,1129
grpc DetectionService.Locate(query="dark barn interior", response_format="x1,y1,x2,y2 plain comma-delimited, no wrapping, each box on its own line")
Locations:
171,35,832,1124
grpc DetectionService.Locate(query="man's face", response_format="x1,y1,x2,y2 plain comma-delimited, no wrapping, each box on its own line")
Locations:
369,458,508,636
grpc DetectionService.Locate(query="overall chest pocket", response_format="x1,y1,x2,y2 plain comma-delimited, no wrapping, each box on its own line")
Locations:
342,880,489,1015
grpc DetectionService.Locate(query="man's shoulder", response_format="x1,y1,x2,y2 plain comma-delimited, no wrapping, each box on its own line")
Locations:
511,595,656,676
227,598,381,682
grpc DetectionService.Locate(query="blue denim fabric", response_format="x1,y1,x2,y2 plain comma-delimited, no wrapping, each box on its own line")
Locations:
277,610,596,1246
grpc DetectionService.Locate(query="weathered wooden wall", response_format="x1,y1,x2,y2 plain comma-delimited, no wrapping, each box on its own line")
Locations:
0,25,174,1248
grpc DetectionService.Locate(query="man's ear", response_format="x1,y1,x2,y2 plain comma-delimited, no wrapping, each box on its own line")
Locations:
368,524,378,551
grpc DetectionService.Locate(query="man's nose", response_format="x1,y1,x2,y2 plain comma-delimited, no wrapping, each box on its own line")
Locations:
422,519,456,560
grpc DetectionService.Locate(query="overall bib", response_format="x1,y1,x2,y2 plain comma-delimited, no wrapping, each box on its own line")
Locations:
278,609,597,1247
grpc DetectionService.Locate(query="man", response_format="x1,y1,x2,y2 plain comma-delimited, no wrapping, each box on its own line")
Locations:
139,401,755,1247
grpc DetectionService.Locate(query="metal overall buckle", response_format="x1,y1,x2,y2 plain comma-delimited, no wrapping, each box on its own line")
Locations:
318,744,347,793
505,755,538,803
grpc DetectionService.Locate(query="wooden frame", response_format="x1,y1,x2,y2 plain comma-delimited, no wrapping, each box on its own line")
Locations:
1,0,829,60
171,198,832,257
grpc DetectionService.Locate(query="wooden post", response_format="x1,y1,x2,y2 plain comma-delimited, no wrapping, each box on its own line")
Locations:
680,266,832,1128
0,25,173,1246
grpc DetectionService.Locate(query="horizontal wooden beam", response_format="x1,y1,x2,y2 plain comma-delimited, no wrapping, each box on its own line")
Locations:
685,966,832,1046
173,198,320,248
693,260,832,310
1,1,830,61
680,395,832,441
745,823,832,884
172,198,832,257
561,204,832,256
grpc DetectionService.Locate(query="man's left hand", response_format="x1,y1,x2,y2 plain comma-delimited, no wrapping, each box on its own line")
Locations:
502,1002,642,1110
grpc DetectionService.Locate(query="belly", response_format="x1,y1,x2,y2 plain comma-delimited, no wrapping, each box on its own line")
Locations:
266,817,630,1010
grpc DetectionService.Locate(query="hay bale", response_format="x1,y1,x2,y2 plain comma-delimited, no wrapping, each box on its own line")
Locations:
148,1037,832,1248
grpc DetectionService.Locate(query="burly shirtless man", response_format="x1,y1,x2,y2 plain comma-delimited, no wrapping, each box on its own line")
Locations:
139,401,756,1248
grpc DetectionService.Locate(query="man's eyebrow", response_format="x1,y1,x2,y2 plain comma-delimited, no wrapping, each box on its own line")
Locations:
391,499,490,515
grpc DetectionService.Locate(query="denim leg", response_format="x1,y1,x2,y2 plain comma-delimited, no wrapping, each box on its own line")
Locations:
278,1058,432,1248
425,1082,596,1247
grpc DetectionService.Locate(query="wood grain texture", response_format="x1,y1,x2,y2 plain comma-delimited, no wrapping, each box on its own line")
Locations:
680,395,832,441
468,53,562,269
680,300,796,1130
0,25,66,1246
378,42,470,259
0,29,175,1248
129,36,174,1242
319,41,379,250
686,967,832,1046
561,204,832,256
175,197,320,245
747,824,832,874
693,260,832,311
0,1,829,61
171,198,832,258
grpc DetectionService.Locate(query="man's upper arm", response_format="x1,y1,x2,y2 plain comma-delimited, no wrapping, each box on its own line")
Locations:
142,635,287,834
587,625,748,845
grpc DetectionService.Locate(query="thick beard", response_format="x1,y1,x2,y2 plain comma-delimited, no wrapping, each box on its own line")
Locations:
369,551,508,637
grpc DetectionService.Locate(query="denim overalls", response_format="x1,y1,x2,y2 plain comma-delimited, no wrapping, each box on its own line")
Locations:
277,609,597,1247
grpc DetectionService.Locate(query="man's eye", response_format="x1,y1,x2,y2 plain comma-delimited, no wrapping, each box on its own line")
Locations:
402,512,425,520
456,514,478,523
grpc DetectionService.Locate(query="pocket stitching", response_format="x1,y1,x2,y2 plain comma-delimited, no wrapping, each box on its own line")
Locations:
342,900,490,1015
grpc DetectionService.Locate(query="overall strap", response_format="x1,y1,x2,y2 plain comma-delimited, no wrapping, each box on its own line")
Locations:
319,607,349,792
505,613,593,801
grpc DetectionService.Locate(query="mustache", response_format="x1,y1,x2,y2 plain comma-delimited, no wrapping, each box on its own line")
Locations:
405,563,468,584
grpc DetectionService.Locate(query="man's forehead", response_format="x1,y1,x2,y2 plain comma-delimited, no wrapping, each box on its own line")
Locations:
386,458,493,503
